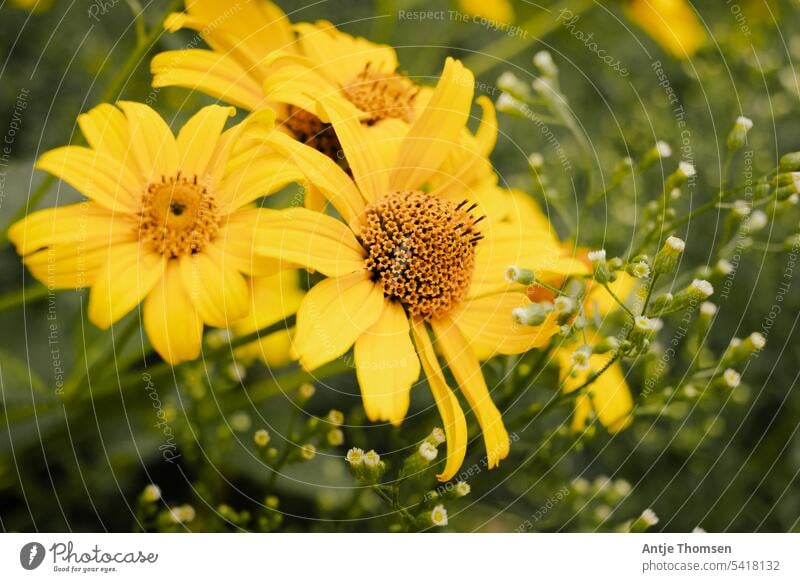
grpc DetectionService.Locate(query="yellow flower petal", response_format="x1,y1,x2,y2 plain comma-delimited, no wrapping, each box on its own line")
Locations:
254,207,366,277
117,101,179,183
23,245,108,289
176,104,236,179
389,57,474,191
144,261,203,364
88,243,165,329
179,247,250,328
410,317,468,482
432,318,510,468
458,0,514,24
451,291,560,356
294,20,397,85
354,300,420,426
151,49,266,111
292,271,384,371
217,210,289,277
8,202,132,256
76,103,131,164
627,0,707,58
215,154,304,214
316,93,388,202
35,146,142,213
267,131,365,225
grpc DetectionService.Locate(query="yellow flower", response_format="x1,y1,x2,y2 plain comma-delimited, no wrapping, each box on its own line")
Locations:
234,271,305,367
252,58,584,481
458,0,514,25
626,0,707,58
8,103,303,364
152,0,428,166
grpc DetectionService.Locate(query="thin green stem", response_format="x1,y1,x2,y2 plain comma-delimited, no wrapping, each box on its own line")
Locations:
601,282,634,319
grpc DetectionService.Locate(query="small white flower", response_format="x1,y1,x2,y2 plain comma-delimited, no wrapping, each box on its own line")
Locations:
528,152,545,169
693,526,707,533
655,141,672,158
346,447,365,466
554,295,576,314
700,302,717,316
729,337,742,348
587,249,607,263
614,480,632,496
678,161,696,178
716,259,734,275
143,484,161,503
691,279,715,298
327,429,344,447
635,316,662,333
363,449,381,468
230,412,252,433
430,427,446,445
669,188,682,200
298,383,315,400
787,193,799,205
300,444,316,461
570,345,593,371
736,116,754,131
419,441,439,462
745,210,768,232
641,508,659,526
253,429,271,448
455,482,471,497
327,409,344,426
749,332,766,350
430,504,449,527
723,368,741,388
665,236,686,252
631,261,651,279
533,50,557,76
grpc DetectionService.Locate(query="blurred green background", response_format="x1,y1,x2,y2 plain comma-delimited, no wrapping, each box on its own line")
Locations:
1,0,799,532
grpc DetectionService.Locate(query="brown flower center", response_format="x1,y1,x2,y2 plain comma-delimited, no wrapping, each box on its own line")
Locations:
137,174,221,258
282,105,345,169
342,67,418,125
360,191,483,321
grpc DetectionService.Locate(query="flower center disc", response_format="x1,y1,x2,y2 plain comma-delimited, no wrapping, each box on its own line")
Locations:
360,191,483,321
138,175,220,258
283,105,345,167
342,68,418,125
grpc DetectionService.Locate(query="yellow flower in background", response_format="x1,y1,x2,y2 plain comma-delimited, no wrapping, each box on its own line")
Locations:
8,103,303,364
11,0,53,13
252,58,584,481
626,0,707,58
458,0,515,25
152,0,429,168
234,271,305,367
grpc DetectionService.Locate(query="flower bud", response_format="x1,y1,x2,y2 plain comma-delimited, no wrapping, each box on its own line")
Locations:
569,344,593,371
142,484,161,503
630,316,662,347
627,261,651,279
661,279,714,314
528,152,545,170
611,157,635,182
512,302,553,326
653,236,685,275
505,264,535,285
779,151,800,171
427,427,446,447
588,249,614,283
345,447,367,480
628,509,659,532
299,443,316,461
641,141,672,169
496,92,529,118
533,50,558,78
454,481,471,497
326,429,344,447
297,383,315,403
723,332,766,365
727,116,753,152
419,441,439,462
428,504,449,527
649,292,673,314
253,429,271,448
326,409,344,427
715,368,741,389
743,210,768,233
496,71,531,100
664,162,696,192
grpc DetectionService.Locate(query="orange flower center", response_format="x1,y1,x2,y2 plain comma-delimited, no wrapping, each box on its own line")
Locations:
360,191,483,321
137,174,221,258
342,67,418,125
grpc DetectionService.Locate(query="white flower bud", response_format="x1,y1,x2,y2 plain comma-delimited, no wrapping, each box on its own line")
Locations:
253,429,271,448
455,482,471,497
533,50,558,77
327,409,344,427
723,368,741,388
300,443,316,461
570,344,593,371
419,441,439,462
641,508,659,526
327,429,344,447
430,504,448,527
346,447,365,466
700,302,717,316
678,161,696,178
142,484,161,503
430,427,446,445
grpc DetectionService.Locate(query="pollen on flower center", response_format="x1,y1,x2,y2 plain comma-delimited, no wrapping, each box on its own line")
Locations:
342,66,418,125
138,173,221,258
360,191,483,321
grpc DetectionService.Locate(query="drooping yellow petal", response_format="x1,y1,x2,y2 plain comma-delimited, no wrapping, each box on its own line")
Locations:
294,20,397,85
35,146,142,213
292,271,384,371
144,261,203,364
410,317,468,482
76,103,131,164
179,247,250,328
432,318,510,468
8,202,133,256
473,95,498,156
117,101,180,184
354,300,420,426
151,49,266,111
389,57,474,191
267,131,365,224
316,93,388,202
559,350,633,433
88,243,165,329
253,207,366,277
176,104,236,179
451,291,560,356
626,0,707,58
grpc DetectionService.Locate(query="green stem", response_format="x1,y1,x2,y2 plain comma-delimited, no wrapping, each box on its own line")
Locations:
601,282,634,319
0,284,49,312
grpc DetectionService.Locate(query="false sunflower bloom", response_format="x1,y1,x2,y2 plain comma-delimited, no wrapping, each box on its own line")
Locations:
252,58,584,481
8,103,302,364
626,0,707,58
152,0,430,168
